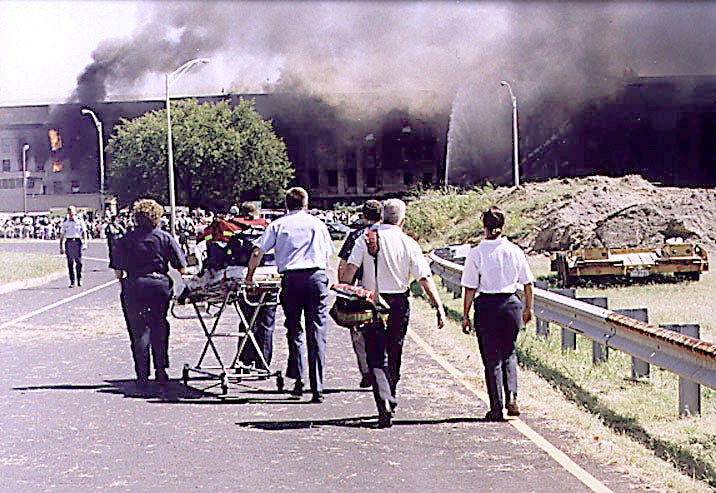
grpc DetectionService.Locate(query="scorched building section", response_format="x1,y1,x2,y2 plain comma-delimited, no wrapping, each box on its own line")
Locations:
0,94,448,212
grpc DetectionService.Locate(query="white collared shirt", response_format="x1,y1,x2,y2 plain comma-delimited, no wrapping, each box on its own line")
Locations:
60,217,86,239
347,224,431,294
461,237,534,293
254,210,335,272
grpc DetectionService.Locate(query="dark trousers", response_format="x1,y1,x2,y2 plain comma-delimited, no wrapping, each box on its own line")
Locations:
121,274,173,380
280,269,329,394
363,291,410,412
474,293,522,414
237,292,277,369
64,238,83,283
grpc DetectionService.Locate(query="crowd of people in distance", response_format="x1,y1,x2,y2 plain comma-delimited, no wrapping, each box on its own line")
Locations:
1,215,66,240
0,205,361,246
1,212,125,241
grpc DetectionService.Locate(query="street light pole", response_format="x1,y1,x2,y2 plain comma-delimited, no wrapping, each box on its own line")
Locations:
166,57,210,238
81,108,105,219
22,144,29,215
500,80,520,187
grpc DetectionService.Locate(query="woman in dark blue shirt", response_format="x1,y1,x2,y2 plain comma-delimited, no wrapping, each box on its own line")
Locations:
110,199,187,386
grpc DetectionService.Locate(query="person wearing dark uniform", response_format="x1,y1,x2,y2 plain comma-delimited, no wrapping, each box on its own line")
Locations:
59,206,88,288
233,201,277,369
460,206,534,421
336,199,383,389
104,215,126,261
246,188,335,403
110,199,187,386
341,199,446,428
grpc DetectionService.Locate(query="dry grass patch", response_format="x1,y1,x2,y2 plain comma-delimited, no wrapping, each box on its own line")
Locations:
0,251,65,284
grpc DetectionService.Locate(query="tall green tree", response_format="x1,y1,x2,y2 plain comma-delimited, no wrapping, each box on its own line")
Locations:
106,98,293,210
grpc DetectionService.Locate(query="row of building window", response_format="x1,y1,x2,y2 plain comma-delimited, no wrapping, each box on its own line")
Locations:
308,169,434,189
1,159,54,173
0,178,78,194
0,178,22,189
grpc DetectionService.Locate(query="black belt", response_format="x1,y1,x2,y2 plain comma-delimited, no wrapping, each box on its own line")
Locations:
127,272,167,280
65,238,82,241
282,267,323,274
478,292,516,298
380,289,410,297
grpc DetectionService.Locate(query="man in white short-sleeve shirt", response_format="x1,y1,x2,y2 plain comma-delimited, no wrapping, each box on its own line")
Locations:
59,205,88,288
341,198,445,428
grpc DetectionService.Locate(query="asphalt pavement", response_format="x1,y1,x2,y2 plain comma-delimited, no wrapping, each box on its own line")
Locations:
0,240,646,492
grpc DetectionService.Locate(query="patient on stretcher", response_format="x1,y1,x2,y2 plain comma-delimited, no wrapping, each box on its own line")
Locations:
176,214,279,369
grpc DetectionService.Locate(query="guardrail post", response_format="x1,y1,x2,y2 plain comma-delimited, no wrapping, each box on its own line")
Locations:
534,281,550,338
431,263,462,298
554,288,577,350
615,308,650,379
661,324,701,417
533,282,577,347
578,297,609,364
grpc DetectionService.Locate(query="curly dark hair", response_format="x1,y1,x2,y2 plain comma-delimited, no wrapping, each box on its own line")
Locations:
132,199,163,229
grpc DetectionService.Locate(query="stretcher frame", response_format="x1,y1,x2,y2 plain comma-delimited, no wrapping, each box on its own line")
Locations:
172,278,284,395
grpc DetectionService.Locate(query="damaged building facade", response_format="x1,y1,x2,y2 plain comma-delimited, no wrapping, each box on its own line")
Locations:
2,75,715,214
0,94,448,213
519,75,716,187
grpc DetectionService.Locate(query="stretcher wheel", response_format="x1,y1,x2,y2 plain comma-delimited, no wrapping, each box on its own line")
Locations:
182,365,189,386
276,374,284,392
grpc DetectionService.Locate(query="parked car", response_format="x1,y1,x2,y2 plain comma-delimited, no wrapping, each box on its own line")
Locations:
261,209,285,223
327,222,353,240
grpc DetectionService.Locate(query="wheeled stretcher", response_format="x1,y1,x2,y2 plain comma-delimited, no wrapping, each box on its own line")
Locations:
172,275,284,395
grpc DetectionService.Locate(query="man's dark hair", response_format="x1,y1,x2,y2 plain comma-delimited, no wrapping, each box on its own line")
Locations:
285,187,308,211
240,201,260,219
362,199,382,222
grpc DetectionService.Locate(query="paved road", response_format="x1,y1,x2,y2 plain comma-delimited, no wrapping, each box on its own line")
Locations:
0,240,645,492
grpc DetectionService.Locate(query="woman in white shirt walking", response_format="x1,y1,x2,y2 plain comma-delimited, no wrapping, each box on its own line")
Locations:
460,207,534,421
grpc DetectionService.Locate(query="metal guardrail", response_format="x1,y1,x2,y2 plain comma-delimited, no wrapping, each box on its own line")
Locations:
428,249,716,391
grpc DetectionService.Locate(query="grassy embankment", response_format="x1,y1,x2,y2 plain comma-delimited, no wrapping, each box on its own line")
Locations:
404,185,716,492
0,251,65,285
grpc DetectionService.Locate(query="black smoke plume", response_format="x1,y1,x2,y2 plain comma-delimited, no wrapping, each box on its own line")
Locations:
63,1,716,185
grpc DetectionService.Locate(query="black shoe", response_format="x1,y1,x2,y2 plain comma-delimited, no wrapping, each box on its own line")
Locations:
484,410,506,422
378,409,393,428
136,376,149,391
69,282,75,288
377,398,394,428
359,375,372,388
506,393,520,417
77,279,82,287
290,380,304,397
310,392,324,403
155,369,169,384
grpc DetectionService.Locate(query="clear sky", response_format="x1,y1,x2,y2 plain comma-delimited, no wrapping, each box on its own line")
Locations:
0,1,142,105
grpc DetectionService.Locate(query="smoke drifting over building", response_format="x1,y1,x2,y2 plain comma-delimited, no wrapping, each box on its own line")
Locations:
65,1,716,185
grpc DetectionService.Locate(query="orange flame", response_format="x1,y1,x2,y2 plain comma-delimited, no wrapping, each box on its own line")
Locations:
52,160,63,172
48,129,62,151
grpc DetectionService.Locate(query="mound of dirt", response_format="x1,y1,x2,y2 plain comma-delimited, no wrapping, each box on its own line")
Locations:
517,175,716,253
